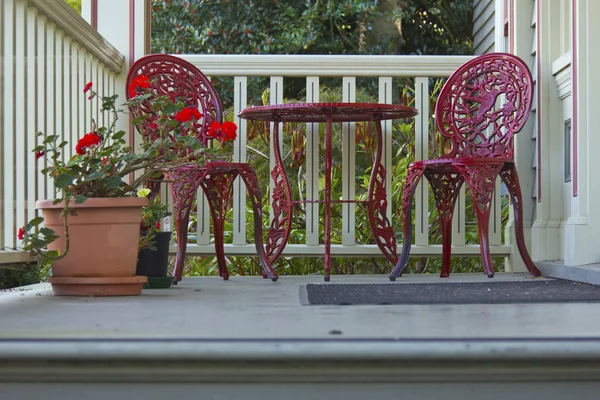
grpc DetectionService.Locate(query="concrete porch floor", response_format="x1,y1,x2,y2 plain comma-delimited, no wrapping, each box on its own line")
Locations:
2,273,600,399
3,272,600,339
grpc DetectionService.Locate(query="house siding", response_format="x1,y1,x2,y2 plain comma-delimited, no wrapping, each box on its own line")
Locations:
473,0,496,54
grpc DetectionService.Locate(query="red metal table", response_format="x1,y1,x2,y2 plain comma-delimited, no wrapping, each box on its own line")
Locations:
239,102,418,280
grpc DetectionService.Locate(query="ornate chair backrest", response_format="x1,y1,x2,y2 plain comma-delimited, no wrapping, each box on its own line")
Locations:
126,54,223,146
435,53,533,160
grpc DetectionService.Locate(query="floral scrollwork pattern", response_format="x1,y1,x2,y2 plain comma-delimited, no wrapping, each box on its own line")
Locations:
266,162,293,263
368,162,397,264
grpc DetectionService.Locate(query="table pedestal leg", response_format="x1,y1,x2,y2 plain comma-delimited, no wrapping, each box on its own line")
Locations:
266,122,293,264
368,120,398,265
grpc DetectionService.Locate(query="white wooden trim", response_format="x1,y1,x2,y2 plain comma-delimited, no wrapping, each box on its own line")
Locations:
179,243,512,257
233,76,248,245
414,77,430,246
15,0,26,235
27,0,124,73
26,5,37,223
378,77,393,223
182,54,474,78
305,76,320,246
1,0,15,249
268,76,284,225
341,77,356,246
452,186,467,246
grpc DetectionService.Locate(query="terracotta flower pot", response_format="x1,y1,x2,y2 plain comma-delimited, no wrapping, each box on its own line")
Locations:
36,197,149,296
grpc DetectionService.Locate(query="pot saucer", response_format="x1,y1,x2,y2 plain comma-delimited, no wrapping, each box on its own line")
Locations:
144,276,175,289
48,276,147,296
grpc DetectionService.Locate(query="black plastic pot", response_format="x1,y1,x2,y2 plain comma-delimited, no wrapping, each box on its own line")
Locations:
136,231,172,277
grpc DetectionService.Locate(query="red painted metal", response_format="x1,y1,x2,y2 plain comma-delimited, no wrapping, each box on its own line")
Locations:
126,54,278,283
390,53,542,280
239,102,418,281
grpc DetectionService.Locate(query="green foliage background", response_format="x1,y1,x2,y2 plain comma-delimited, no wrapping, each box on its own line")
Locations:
64,0,81,14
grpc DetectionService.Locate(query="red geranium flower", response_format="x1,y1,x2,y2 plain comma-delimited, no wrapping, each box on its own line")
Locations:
83,82,93,93
129,75,151,98
17,226,25,240
208,121,237,142
175,107,202,122
35,150,44,159
75,132,102,155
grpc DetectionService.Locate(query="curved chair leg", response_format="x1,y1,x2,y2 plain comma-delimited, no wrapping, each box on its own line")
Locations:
500,165,542,277
427,170,464,277
389,164,425,280
172,211,191,283
166,173,202,284
201,173,238,281
239,166,279,281
455,163,504,278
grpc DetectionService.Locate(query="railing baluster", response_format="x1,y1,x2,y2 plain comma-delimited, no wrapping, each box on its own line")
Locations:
26,5,38,223
268,76,284,226
15,0,27,236
233,76,248,245
341,77,357,246
305,76,320,246
414,77,430,246
2,0,16,249
378,77,393,224
45,20,55,198
36,10,47,202
452,187,467,246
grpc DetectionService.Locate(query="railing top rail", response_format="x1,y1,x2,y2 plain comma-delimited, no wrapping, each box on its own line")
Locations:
179,54,476,77
29,0,124,73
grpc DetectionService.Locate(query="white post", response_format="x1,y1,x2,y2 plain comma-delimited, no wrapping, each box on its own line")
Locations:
564,0,600,266
81,0,149,138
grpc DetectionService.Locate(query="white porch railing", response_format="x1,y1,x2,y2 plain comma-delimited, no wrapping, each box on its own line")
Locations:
0,0,124,265
0,0,513,269
177,54,511,261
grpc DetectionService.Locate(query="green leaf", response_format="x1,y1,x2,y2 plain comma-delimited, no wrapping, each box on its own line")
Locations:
105,176,123,189
87,171,106,180
39,227,56,237
74,195,87,204
112,131,126,140
26,216,45,228
55,174,74,188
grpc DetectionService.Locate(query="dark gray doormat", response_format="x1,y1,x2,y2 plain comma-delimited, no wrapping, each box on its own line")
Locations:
302,279,600,305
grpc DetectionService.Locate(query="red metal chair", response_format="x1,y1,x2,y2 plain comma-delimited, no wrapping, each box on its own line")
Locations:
390,53,542,280
126,54,277,283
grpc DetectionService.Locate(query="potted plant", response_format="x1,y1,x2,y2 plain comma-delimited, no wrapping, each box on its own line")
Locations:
17,80,208,296
135,189,174,289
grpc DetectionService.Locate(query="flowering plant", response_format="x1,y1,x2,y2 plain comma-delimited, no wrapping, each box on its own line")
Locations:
18,79,233,270
136,188,171,251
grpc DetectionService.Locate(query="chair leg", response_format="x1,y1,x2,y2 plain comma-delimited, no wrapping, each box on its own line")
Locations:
455,163,504,278
239,167,279,281
172,212,190,283
500,165,542,277
165,169,206,284
389,165,425,280
201,173,239,281
427,170,464,277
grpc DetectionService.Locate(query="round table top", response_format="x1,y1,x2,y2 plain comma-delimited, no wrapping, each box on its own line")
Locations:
238,102,418,123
